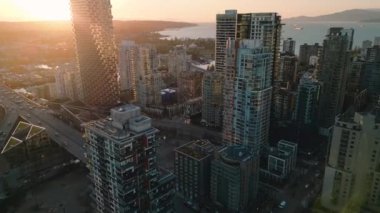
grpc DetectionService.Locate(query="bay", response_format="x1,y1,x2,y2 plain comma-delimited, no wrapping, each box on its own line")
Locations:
159,22,380,54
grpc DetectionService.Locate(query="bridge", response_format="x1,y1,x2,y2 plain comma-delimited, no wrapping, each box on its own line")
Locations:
0,84,86,161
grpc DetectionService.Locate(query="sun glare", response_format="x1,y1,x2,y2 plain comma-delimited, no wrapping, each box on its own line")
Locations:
12,0,71,21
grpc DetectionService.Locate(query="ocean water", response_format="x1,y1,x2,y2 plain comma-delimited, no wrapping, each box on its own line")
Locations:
159,22,380,54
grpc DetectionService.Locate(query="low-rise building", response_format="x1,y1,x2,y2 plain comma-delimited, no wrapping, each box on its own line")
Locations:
260,140,298,183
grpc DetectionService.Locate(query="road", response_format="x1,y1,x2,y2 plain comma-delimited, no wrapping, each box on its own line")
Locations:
0,84,85,161
152,118,222,141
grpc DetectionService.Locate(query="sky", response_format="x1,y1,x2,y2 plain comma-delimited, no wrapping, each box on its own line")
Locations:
0,0,379,22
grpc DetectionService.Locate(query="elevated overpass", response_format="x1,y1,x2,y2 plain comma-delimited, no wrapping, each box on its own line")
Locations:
0,84,86,161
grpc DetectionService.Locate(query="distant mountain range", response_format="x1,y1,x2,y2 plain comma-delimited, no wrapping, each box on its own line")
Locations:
285,9,380,22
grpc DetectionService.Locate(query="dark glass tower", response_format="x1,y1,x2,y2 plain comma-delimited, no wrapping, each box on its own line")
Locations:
318,28,354,135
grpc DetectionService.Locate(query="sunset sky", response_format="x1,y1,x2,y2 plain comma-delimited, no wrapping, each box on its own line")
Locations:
0,0,379,22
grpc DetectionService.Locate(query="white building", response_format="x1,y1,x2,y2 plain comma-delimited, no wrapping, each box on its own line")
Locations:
321,105,380,212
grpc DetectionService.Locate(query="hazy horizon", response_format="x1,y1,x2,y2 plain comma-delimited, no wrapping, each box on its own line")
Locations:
0,0,380,22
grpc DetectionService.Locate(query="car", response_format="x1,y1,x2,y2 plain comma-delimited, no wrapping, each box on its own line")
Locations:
278,201,287,209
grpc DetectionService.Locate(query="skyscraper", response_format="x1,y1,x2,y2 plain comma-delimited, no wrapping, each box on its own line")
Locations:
70,0,120,107
321,105,380,212
279,53,298,88
298,43,322,66
361,40,373,58
119,41,138,101
361,45,380,102
226,40,273,151
202,72,223,127
374,36,380,46
219,11,281,143
202,10,238,127
84,105,175,212
318,28,354,135
294,72,320,130
282,38,296,54
119,41,163,106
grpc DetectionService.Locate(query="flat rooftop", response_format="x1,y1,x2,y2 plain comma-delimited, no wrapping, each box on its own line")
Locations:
85,116,157,141
176,139,217,160
220,145,252,163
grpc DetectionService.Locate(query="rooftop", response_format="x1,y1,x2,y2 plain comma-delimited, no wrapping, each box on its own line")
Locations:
85,117,157,141
219,145,253,163
176,139,217,160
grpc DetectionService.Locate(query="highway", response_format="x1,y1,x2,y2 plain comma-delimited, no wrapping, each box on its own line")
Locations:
0,84,85,161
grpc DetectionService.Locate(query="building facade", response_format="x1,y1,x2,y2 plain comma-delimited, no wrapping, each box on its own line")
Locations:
321,106,380,212
318,28,354,135
361,45,380,102
70,0,120,106
84,105,175,213
120,43,164,107
204,10,281,129
168,45,190,81
210,145,259,212
294,72,320,130
174,140,218,210
298,43,322,66
119,41,138,101
260,140,297,182
55,63,82,100
224,40,273,152
221,11,281,143
282,38,296,54
202,72,223,127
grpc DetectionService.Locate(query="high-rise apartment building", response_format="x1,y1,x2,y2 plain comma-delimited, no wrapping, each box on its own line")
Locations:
279,53,298,88
203,10,281,128
298,43,322,66
119,41,164,106
345,60,365,110
174,140,219,210
318,28,354,135
210,145,259,212
361,46,380,102
168,45,190,80
321,105,380,212
84,105,175,212
294,72,320,130
70,0,120,106
282,38,296,54
219,11,281,142
202,72,223,127
202,10,237,127
374,36,380,46
361,40,373,58
55,63,82,100
224,40,273,151
119,41,138,101
273,88,297,123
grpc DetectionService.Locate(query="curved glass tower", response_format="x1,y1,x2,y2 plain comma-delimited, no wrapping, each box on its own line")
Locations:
70,0,120,107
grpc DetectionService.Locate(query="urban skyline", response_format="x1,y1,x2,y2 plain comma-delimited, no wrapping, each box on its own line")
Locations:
0,0,379,212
